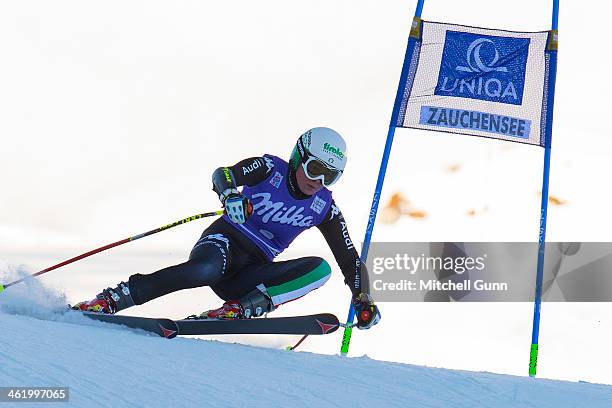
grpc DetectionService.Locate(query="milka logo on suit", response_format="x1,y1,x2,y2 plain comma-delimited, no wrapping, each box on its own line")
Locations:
250,192,314,227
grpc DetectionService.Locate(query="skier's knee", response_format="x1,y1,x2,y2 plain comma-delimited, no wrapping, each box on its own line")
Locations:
188,259,224,286
267,258,331,306
297,257,331,289
312,258,332,288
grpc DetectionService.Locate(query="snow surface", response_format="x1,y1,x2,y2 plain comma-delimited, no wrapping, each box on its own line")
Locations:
1,280,611,408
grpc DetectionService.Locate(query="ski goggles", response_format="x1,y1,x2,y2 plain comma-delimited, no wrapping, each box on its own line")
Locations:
301,156,343,187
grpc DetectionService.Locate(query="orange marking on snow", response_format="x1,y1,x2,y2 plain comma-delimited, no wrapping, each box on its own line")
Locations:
446,163,461,173
548,195,567,206
407,210,426,219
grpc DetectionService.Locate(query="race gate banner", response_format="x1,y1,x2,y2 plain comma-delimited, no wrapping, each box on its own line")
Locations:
396,19,558,147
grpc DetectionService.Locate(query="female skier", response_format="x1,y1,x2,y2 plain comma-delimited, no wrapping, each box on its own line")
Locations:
73,127,380,329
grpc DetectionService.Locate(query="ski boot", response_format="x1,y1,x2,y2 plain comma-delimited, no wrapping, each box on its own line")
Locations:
72,282,135,315
187,286,275,320
201,300,244,319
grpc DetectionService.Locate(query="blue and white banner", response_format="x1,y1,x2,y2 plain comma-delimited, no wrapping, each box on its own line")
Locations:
397,20,554,147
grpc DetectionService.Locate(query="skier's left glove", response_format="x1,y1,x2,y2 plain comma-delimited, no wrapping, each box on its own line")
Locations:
352,292,381,330
220,188,253,224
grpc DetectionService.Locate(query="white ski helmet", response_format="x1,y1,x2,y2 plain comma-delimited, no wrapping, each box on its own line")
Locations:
289,127,347,187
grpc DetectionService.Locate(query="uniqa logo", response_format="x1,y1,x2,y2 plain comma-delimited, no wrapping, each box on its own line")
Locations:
456,38,508,73
435,33,529,105
250,192,314,227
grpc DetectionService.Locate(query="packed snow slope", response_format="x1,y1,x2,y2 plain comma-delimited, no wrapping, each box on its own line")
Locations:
1,311,611,407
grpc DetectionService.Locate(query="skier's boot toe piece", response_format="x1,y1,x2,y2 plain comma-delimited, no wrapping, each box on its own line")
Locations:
72,293,117,314
199,300,245,320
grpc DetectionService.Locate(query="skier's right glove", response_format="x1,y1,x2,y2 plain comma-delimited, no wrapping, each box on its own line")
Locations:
220,188,253,224
352,292,381,330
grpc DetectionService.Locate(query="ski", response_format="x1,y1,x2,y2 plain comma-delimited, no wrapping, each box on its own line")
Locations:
82,312,180,339
81,312,339,339
177,313,339,336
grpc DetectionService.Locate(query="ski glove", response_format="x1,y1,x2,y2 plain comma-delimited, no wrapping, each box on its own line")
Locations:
352,293,381,330
221,188,253,224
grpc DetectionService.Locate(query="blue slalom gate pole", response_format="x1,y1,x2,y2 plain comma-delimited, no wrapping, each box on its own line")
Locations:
340,0,426,356
529,0,559,377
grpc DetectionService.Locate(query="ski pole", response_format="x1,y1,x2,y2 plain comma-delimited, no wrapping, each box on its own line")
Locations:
0,210,224,292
